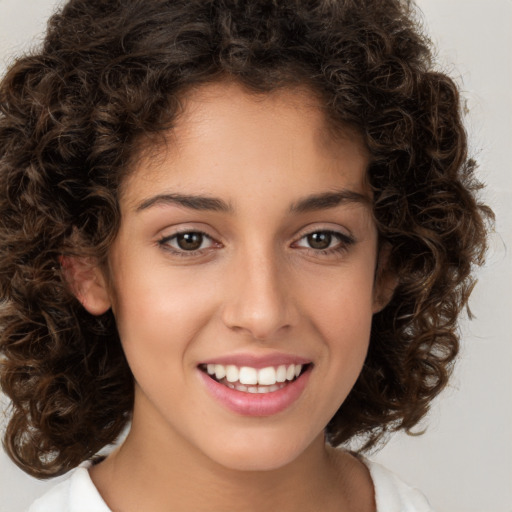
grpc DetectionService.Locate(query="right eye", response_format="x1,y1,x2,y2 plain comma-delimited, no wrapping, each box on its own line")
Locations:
158,231,215,254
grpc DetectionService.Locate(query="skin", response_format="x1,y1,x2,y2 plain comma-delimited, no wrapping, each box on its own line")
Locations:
77,81,393,512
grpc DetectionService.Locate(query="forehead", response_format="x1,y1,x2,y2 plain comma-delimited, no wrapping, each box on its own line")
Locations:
171,80,365,159
122,81,370,208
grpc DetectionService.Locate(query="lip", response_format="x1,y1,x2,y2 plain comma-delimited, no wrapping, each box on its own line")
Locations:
198,363,312,417
199,353,312,369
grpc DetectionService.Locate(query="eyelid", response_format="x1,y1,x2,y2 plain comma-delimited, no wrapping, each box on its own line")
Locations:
156,222,222,244
157,228,222,256
293,223,354,242
295,231,352,246
291,226,356,255
156,224,355,258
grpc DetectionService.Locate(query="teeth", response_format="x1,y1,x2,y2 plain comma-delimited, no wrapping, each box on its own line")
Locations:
258,366,277,386
204,363,304,387
276,365,287,383
225,365,239,383
226,382,288,393
214,364,226,380
239,367,258,385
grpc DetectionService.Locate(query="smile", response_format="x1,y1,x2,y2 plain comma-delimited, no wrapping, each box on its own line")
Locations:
198,360,312,416
200,363,306,394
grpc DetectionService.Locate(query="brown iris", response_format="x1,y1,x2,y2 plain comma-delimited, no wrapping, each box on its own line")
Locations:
176,232,204,251
307,232,333,250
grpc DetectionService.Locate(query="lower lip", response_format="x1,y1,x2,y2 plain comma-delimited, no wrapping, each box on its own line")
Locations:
198,367,311,417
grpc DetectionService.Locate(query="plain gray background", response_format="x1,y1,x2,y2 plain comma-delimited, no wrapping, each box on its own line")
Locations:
0,1,511,511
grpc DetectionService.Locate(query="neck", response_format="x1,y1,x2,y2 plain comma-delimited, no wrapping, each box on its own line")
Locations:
91,423,354,512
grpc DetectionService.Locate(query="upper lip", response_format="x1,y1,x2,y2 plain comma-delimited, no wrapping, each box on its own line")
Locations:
198,353,312,369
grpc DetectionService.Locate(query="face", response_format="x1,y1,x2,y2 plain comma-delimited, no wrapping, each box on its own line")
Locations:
94,82,387,472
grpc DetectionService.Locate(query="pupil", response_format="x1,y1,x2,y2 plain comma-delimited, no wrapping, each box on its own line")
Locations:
177,232,203,251
308,232,331,250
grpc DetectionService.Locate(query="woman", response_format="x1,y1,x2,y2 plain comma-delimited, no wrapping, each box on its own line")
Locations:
0,1,491,510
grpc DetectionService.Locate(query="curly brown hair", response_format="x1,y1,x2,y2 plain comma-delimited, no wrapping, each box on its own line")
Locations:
0,0,491,478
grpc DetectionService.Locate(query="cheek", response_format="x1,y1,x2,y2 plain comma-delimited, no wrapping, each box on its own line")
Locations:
298,260,376,395
311,283,373,333
111,263,217,361
302,263,376,339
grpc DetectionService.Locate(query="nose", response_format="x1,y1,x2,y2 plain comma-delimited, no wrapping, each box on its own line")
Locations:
221,248,298,341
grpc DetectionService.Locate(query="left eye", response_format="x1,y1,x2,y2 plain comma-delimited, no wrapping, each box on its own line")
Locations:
295,231,349,251
161,231,214,252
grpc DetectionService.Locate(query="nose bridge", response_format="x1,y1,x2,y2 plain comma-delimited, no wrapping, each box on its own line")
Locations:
221,240,295,340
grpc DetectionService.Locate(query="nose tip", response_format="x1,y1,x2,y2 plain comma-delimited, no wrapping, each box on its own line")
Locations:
221,256,297,341
225,302,291,341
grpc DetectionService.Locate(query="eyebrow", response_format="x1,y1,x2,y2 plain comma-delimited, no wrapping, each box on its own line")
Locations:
289,189,371,213
136,193,233,213
135,189,369,214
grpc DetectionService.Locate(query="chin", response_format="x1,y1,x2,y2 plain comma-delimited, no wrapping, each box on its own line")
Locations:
202,428,320,472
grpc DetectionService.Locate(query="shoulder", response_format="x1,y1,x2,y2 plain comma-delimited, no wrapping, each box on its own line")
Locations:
28,463,110,512
363,458,435,512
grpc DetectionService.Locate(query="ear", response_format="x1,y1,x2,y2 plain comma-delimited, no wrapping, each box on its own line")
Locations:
60,255,112,315
372,243,398,314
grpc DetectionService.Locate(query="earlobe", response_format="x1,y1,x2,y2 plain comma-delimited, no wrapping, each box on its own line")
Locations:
372,244,398,314
60,255,112,315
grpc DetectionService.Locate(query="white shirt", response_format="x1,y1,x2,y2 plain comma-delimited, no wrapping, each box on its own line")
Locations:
28,459,434,512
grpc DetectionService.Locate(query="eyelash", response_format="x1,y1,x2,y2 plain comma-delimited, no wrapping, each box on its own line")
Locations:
157,229,355,258
157,230,218,257
293,230,355,256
